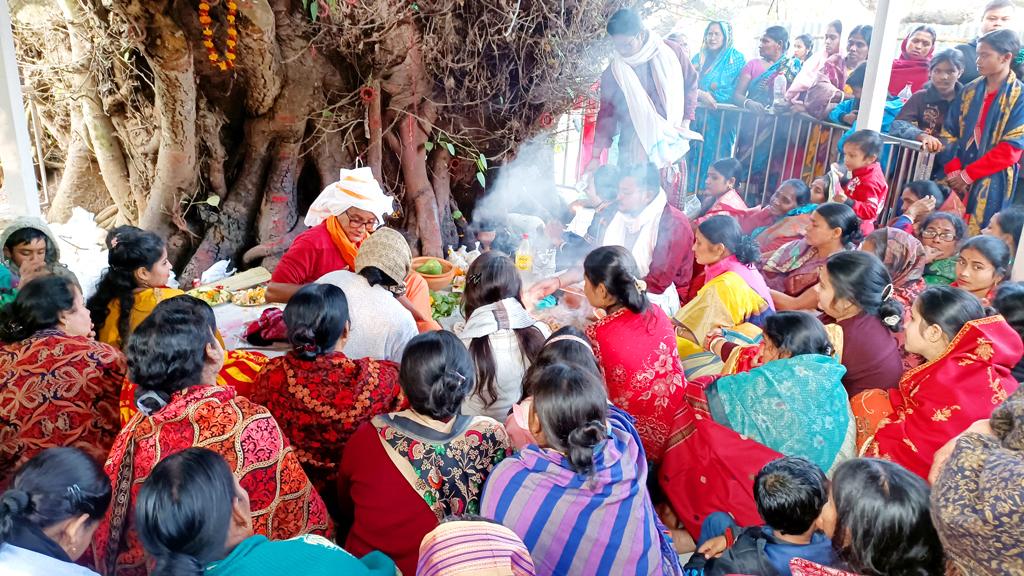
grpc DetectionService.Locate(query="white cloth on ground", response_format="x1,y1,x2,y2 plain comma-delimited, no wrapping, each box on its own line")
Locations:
316,269,417,363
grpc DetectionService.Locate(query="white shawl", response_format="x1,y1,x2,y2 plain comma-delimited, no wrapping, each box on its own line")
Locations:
460,297,539,340
609,31,701,168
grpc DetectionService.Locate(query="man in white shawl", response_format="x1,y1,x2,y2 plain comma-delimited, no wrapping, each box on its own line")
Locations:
590,8,701,208
267,167,395,302
531,163,693,316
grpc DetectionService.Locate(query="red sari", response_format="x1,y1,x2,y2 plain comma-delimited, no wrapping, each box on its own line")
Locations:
248,351,402,495
0,330,124,490
92,385,330,576
864,316,1023,479
587,307,686,463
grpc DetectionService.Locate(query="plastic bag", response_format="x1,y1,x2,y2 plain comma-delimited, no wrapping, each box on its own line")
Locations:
200,260,236,286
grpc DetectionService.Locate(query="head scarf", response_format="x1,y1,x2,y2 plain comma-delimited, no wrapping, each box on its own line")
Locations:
888,26,936,95
931,386,1024,575
304,167,395,227
417,520,537,576
867,227,926,287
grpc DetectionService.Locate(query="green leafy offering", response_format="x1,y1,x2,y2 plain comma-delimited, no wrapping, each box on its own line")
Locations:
416,258,444,275
430,291,460,320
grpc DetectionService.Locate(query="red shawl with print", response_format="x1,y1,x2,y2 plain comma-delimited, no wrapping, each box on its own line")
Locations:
864,316,1023,479
92,385,330,576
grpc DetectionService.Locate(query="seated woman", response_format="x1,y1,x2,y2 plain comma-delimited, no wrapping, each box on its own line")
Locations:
675,215,774,378
818,251,904,397
458,252,548,421
698,311,854,473
954,234,1009,305
993,281,1024,382
92,297,329,576
505,326,601,451
0,448,110,576
248,284,402,503
584,246,685,463
790,459,943,576
337,331,510,576
738,179,816,256
136,448,396,576
931,387,1024,575
480,364,683,576
764,203,862,311
317,228,420,362
417,517,535,575
861,227,927,310
0,276,124,490
695,158,748,221
888,180,946,234
861,286,1022,479
267,167,394,303
983,204,1024,255
86,228,179,349
919,211,966,285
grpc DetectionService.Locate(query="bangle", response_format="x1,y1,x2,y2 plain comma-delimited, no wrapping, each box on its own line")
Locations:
556,276,562,289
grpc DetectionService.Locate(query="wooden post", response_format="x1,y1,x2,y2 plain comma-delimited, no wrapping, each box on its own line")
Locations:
0,0,39,217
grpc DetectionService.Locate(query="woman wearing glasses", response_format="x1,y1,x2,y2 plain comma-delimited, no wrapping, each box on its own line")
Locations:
919,212,966,285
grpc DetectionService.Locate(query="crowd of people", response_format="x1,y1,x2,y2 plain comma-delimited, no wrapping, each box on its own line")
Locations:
2,4,1024,576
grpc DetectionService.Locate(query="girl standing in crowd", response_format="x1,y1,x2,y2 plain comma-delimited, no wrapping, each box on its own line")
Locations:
86,228,179,349
862,286,1022,479
0,276,124,490
765,203,862,310
890,49,965,156
93,297,328,576
818,251,904,397
337,331,510,576
697,311,853,473
458,252,548,421
887,25,937,96
983,204,1024,254
689,21,746,191
696,158,748,220
942,29,1024,233
675,216,774,377
505,327,601,451
584,246,685,462
481,364,683,576
0,448,110,576
954,234,1009,304
993,281,1024,381
136,448,396,576
738,178,817,256
919,211,966,285
793,34,813,64
790,459,943,576
248,284,401,504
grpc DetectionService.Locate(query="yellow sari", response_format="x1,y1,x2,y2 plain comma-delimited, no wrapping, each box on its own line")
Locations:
98,287,186,348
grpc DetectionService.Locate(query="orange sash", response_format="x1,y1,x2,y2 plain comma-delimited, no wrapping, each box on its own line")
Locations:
326,216,360,271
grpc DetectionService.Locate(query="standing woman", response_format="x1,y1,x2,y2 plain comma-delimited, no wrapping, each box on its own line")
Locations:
942,29,1024,233
840,25,872,94
887,25,937,96
688,21,746,191
792,34,814,64
0,448,111,576
890,49,965,155
0,276,124,490
954,234,1010,304
584,246,686,463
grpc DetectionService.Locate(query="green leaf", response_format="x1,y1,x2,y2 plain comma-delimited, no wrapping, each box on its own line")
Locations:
476,153,488,171
310,1,319,21
424,141,434,152
206,195,221,208
476,172,486,188
445,142,456,156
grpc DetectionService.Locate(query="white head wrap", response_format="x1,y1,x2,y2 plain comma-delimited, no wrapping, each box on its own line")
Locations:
304,167,396,227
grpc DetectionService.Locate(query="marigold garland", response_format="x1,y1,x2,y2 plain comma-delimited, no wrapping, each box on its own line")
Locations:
199,1,238,72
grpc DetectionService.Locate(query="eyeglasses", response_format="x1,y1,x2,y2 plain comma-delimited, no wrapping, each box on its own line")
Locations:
342,211,379,231
921,229,957,242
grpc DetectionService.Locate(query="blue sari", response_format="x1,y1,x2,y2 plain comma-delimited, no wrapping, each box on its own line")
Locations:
941,73,1024,229
687,21,746,191
735,57,800,201
705,354,854,472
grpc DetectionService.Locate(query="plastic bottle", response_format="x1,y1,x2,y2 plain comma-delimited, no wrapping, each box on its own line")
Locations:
515,234,534,272
898,82,913,103
772,74,787,109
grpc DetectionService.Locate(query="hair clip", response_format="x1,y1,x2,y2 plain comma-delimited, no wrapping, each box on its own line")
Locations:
301,343,318,353
468,273,482,285
880,283,894,301
882,315,900,327
66,484,82,505
1015,48,1024,67
136,391,169,417
633,277,647,293
446,369,466,384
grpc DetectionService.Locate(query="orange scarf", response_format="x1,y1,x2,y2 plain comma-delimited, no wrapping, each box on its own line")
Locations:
326,216,360,271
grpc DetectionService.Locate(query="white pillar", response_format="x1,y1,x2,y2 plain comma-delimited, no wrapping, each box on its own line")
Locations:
0,0,39,217
1012,230,1024,281
858,0,906,132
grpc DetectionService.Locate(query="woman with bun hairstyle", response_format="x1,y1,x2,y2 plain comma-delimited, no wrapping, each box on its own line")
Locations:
583,246,686,463
248,284,401,502
481,364,683,576
135,448,395,576
337,330,510,576
674,215,774,378
0,448,111,576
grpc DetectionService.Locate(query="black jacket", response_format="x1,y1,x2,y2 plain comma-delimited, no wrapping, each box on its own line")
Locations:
956,40,980,86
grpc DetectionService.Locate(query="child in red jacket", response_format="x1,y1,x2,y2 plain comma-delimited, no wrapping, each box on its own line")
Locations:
835,130,887,235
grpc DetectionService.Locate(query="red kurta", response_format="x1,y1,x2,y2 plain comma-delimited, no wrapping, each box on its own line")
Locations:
270,222,351,285
648,205,695,301
0,330,124,490
865,316,1023,479
587,306,686,463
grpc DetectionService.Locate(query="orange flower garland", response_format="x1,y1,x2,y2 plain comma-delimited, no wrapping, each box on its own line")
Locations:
199,1,238,72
